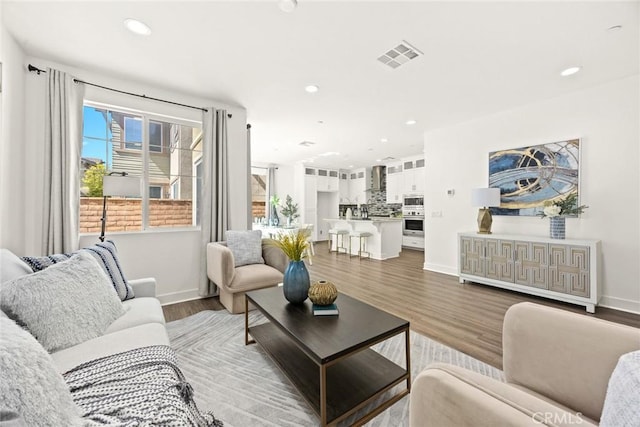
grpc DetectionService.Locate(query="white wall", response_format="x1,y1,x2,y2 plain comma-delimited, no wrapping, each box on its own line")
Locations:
4,54,250,304
423,75,640,313
0,25,26,252
78,230,200,304
274,164,296,204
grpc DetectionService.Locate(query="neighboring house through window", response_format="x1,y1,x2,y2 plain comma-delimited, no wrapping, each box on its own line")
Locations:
79,103,203,235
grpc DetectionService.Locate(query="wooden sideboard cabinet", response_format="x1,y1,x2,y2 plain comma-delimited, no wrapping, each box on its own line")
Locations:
458,232,601,313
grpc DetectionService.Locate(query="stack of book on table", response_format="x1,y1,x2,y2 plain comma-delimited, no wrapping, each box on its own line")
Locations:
312,303,339,316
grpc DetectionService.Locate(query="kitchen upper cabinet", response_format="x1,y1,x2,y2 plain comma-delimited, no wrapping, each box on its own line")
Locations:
349,168,368,205
339,171,349,203
303,168,317,210
294,164,339,241
328,170,339,192
402,158,425,194
385,162,403,204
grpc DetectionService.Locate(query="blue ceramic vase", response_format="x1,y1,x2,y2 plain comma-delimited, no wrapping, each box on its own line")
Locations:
283,260,310,304
550,216,566,239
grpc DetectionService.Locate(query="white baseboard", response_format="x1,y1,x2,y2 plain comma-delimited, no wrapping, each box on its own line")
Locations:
423,263,458,276
158,288,205,306
598,295,640,315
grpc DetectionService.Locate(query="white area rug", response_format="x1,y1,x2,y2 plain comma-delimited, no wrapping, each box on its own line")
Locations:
166,310,503,426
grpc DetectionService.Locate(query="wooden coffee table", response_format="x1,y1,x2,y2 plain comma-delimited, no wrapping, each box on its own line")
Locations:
245,287,410,426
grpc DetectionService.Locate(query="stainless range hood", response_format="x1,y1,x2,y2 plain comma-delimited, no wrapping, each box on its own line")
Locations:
370,165,386,191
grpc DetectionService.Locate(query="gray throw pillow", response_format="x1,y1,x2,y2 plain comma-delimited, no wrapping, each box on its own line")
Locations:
0,313,83,426
21,240,135,300
0,252,125,352
226,230,265,267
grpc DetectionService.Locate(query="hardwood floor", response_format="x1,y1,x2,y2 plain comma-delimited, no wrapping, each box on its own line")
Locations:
163,246,640,369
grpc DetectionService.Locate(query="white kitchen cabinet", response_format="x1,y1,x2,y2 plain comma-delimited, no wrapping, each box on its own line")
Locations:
339,171,349,203
402,158,425,194
303,168,317,210
294,164,339,241
402,235,424,249
348,168,368,205
315,169,338,192
316,168,328,191
458,232,600,313
327,170,339,192
385,162,403,204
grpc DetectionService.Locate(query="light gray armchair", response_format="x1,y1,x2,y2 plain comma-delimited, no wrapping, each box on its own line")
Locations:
206,239,288,314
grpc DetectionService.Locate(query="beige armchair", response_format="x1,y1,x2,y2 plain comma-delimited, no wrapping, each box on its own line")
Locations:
410,302,640,426
206,239,288,314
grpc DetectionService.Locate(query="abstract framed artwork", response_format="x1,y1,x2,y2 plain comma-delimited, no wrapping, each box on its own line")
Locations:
489,139,580,216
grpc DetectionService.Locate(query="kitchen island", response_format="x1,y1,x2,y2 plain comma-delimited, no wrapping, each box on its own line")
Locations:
324,218,403,260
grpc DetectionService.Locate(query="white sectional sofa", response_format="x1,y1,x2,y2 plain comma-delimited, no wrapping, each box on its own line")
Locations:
0,246,223,426
1,248,169,374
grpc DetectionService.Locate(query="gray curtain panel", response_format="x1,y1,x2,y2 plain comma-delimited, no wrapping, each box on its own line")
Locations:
246,125,252,230
42,68,84,255
200,108,229,297
266,166,276,225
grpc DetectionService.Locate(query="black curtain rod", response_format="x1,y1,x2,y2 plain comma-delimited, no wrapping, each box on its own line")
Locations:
27,63,232,118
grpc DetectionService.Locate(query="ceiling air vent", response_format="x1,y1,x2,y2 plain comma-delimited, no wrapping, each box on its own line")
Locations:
377,40,423,69
299,141,316,147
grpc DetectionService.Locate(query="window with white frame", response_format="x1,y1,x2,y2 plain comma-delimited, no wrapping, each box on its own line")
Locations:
80,103,202,234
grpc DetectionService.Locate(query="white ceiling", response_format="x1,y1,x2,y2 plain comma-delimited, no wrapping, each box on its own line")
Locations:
3,1,638,169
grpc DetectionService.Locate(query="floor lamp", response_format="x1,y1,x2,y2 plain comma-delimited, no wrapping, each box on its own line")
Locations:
100,172,142,242
471,188,501,234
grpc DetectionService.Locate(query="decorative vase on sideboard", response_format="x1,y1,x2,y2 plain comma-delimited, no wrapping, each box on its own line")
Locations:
283,260,310,304
550,216,566,239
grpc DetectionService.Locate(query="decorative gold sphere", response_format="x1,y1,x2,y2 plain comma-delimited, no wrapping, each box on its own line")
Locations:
308,280,338,305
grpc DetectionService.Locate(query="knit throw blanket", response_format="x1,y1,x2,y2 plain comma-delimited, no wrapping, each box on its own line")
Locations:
63,345,223,426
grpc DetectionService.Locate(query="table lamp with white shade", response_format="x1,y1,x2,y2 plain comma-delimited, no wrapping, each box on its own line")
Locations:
471,188,501,234
100,172,142,242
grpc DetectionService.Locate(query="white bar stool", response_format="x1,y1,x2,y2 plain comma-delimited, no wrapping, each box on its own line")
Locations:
328,229,349,254
349,231,372,259
302,224,316,265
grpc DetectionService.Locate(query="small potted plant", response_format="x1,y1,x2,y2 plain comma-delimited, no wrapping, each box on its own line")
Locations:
280,195,299,227
268,227,311,304
540,192,588,239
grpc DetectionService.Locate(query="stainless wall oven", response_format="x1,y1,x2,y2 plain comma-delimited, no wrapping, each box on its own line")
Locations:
402,216,424,236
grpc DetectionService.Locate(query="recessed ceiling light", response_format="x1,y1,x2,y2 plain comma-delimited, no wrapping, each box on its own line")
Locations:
381,138,388,143
279,0,297,13
305,85,319,93
124,18,152,36
560,66,581,77
406,119,417,125
317,120,324,124
375,159,382,162
348,165,354,168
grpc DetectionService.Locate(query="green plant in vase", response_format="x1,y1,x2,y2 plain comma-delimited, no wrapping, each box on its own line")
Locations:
539,192,588,218
539,192,588,239
280,194,300,227
268,227,311,303
269,195,280,226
